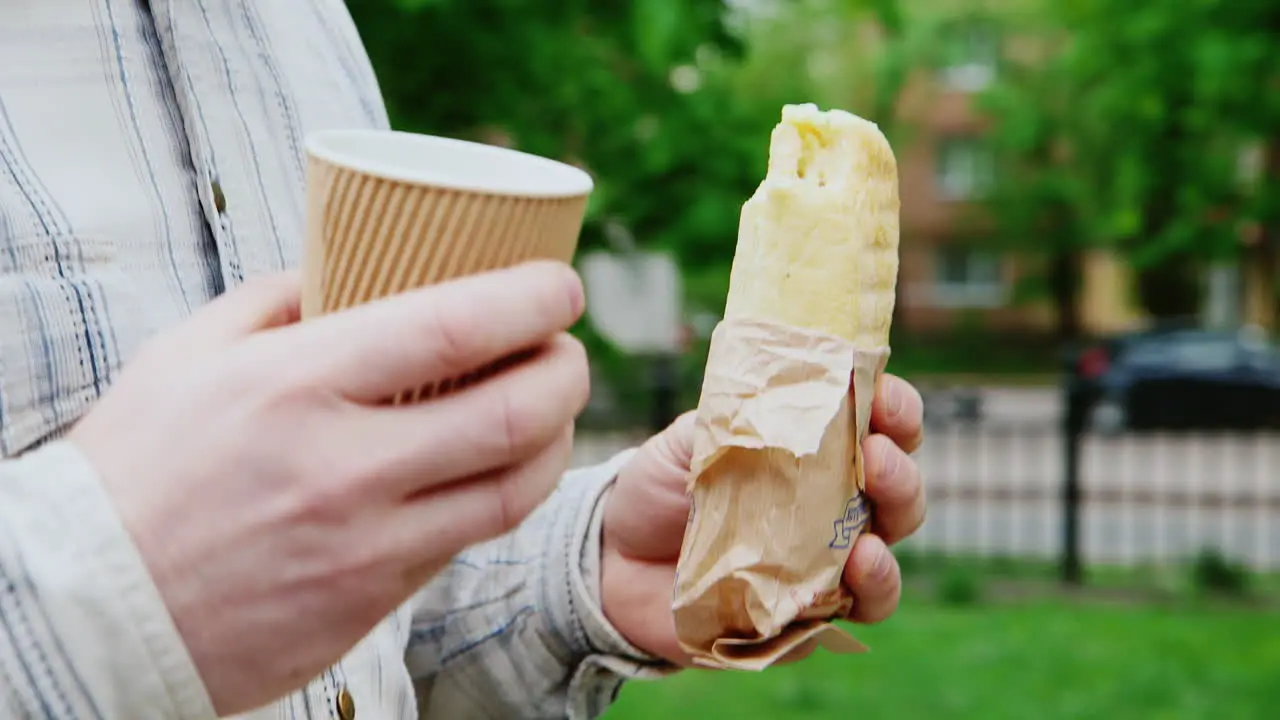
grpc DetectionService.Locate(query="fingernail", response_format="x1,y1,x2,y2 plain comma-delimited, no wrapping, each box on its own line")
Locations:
870,546,894,582
564,269,585,317
886,379,904,418
878,443,901,480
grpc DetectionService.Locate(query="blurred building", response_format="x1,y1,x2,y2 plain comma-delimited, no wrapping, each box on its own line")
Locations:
886,14,1264,338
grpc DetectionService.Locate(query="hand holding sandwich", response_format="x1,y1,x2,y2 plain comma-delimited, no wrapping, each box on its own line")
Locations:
599,374,925,665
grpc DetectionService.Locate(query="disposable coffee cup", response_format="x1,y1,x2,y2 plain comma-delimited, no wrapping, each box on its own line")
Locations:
301,129,594,401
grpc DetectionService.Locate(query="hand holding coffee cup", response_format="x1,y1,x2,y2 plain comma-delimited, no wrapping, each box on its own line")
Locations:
70,131,597,712
301,128,594,400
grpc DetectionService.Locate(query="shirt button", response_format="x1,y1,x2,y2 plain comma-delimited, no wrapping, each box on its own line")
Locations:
211,180,227,213
336,687,355,720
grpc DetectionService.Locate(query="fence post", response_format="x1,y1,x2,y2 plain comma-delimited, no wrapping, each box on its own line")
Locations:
1061,377,1084,585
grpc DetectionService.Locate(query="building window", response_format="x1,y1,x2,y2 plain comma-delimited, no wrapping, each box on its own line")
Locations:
931,245,1006,308
936,136,994,201
939,18,998,91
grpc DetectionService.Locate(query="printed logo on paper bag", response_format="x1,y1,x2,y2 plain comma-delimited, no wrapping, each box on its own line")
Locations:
829,494,870,549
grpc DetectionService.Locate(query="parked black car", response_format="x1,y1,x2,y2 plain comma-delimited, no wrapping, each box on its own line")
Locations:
1066,326,1280,435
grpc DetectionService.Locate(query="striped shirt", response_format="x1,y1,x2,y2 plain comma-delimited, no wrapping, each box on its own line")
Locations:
0,1,659,718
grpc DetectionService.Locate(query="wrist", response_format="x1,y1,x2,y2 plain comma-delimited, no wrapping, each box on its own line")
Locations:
546,448,650,660
1,440,216,718
580,482,661,663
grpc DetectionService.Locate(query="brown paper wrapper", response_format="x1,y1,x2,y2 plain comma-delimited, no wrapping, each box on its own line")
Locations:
299,140,589,402
672,317,890,670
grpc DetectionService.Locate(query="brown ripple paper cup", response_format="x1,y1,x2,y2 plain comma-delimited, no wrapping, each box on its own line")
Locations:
300,129,594,402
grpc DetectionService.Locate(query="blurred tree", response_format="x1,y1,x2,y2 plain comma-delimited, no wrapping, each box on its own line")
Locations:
724,0,935,332
726,0,910,127
978,43,1085,340
345,0,817,421
346,0,772,282
978,0,1280,329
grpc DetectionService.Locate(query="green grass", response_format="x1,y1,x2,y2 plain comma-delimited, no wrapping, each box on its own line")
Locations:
604,594,1280,720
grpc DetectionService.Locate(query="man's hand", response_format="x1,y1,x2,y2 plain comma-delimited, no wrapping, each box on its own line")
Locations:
68,261,589,715
600,374,926,664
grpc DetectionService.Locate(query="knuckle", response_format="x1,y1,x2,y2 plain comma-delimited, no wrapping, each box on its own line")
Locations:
291,464,359,525
422,303,472,371
467,477,521,540
493,382,538,461
287,438,371,523
552,334,591,410
495,453,565,534
257,363,326,415
558,331,587,364
533,263,578,323
495,476,520,536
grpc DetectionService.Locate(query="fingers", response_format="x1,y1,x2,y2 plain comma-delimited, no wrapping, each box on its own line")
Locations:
199,271,304,334
862,433,926,545
603,410,697,562
393,422,575,573
147,272,302,361
869,373,924,453
288,261,585,402
843,533,902,625
359,333,589,497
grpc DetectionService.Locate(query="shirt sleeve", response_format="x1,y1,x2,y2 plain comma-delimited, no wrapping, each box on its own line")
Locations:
406,449,680,720
0,440,215,719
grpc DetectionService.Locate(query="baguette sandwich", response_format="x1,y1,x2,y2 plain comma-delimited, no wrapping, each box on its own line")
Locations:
671,103,900,669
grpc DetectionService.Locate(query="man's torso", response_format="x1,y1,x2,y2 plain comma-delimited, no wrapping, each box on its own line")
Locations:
0,2,423,718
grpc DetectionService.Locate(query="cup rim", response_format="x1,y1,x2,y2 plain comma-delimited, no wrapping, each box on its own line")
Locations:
305,129,594,199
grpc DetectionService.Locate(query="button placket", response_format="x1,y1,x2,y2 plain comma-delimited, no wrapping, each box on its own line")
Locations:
211,178,227,213
335,686,356,720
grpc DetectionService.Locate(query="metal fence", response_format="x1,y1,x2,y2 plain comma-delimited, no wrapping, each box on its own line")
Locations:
571,421,1280,573
904,423,1280,573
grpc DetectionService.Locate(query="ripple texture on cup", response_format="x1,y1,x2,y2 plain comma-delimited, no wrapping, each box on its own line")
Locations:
301,153,589,401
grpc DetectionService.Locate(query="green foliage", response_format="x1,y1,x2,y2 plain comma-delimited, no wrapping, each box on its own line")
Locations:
977,0,1280,322
347,0,778,320
937,563,985,606
1063,0,1276,260
347,0,938,334
347,0,1280,345
610,592,1280,719
1189,547,1251,598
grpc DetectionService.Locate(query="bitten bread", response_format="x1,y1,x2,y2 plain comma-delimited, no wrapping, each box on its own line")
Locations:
723,103,899,348
672,103,900,669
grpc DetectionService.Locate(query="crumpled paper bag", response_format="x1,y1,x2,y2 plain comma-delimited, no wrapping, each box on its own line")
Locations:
672,316,890,670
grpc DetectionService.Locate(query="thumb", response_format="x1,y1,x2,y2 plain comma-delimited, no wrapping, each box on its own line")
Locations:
148,272,302,361
69,271,303,445
603,411,697,562
193,271,303,342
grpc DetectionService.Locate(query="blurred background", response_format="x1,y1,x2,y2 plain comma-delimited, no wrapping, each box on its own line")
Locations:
347,0,1279,717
